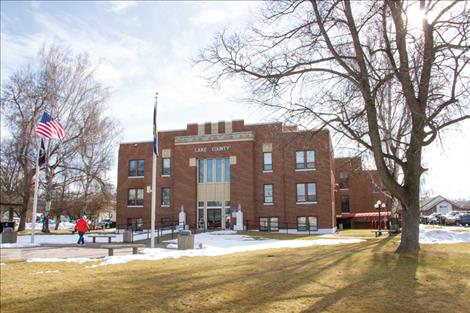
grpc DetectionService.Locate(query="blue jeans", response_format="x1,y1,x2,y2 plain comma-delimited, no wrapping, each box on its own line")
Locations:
77,232,85,245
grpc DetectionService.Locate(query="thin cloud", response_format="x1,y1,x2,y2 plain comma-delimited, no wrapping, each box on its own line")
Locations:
109,1,137,13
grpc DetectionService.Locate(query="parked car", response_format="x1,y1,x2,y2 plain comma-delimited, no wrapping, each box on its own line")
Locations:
443,211,460,225
96,219,115,229
426,213,442,225
459,214,470,227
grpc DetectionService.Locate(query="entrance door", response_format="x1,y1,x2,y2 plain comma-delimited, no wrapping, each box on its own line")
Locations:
207,208,222,229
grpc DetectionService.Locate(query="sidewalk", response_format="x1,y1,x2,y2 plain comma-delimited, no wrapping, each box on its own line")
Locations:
1,239,166,261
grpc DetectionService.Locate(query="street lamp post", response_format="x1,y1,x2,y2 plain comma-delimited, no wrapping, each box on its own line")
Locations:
374,200,386,236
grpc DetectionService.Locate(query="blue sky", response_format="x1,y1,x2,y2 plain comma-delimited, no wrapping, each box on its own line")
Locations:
1,1,469,199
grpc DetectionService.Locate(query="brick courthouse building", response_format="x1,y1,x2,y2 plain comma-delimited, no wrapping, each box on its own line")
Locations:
116,120,390,233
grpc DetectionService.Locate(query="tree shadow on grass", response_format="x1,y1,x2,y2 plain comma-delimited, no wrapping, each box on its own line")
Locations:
4,240,465,313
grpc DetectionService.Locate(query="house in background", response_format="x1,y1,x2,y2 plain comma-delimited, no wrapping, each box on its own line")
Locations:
420,196,463,215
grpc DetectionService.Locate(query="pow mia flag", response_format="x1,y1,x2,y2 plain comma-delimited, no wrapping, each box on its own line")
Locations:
38,138,46,167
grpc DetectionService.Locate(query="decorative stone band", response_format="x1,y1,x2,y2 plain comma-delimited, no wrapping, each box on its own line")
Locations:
175,131,255,145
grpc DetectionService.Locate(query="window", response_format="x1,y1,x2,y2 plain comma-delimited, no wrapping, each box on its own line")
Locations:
197,202,204,227
162,158,170,176
198,158,230,183
129,160,144,177
216,159,223,182
259,217,269,232
127,217,144,230
198,159,204,183
264,184,273,204
263,152,272,171
207,201,222,207
207,159,213,183
295,151,304,169
306,150,315,169
270,217,279,231
128,188,144,206
259,217,279,232
224,157,230,182
340,196,350,213
297,216,318,231
295,150,315,169
296,183,317,203
161,187,170,206
339,171,349,189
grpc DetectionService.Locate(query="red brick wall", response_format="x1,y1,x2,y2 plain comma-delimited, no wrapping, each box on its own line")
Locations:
334,157,391,216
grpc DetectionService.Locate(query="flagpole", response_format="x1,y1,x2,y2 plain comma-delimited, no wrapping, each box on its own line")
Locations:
151,92,158,249
31,138,41,244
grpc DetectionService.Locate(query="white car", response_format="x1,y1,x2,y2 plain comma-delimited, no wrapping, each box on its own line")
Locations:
443,212,460,225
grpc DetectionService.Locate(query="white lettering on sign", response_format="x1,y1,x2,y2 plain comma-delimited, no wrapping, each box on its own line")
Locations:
211,146,230,152
193,146,230,153
194,147,207,153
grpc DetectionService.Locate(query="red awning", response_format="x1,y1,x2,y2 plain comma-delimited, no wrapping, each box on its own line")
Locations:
340,212,392,218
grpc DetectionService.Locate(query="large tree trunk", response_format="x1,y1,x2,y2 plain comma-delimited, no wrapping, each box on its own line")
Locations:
8,208,14,221
396,183,421,253
54,214,61,230
18,196,30,232
18,210,27,231
41,201,51,233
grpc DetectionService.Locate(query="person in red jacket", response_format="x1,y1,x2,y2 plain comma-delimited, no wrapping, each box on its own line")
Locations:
74,215,90,245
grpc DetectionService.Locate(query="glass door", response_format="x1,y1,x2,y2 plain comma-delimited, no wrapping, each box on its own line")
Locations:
207,208,222,229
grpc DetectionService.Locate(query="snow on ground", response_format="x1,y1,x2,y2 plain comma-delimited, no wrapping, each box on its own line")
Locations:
1,243,40,248
24,222,75,230
27,231,364,266
27,258,93,264
419,225,470,244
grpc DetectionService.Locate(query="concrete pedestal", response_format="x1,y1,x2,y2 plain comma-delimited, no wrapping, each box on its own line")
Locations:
1,231,17,244
177,233,194,250
123,230,133,243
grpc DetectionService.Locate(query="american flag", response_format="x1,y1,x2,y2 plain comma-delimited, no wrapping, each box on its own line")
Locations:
35,112,65,139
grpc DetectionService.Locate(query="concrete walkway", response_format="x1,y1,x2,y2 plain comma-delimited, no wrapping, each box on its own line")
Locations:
1,239,168,261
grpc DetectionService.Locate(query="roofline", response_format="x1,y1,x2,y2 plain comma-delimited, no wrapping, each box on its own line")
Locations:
120,140,152,145
420,195,462,210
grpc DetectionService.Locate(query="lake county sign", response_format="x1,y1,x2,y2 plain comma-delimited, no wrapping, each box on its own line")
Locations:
194,146,231,153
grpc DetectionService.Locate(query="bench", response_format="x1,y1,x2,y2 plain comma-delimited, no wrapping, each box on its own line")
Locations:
88,234,117,243
100,244,145,256
372,230,391,237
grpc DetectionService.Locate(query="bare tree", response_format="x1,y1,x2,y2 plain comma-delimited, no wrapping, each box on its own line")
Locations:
1,45,118,232
1,61,50,230
0,140,23,221
198,0,470,253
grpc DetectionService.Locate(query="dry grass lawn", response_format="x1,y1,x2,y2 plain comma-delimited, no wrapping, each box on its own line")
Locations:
1,238,469,313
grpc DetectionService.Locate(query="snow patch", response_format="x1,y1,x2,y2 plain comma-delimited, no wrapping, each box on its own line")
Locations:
1,243,40,248
27,231,364,266
166,244,178,249
27,257,95,263
419,225,470,244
